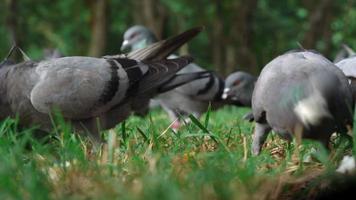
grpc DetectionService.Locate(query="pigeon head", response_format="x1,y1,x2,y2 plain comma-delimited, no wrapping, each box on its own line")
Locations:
222,71,256,106
121,25,158,52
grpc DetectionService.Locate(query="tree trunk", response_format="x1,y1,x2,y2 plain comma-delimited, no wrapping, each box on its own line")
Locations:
228,0,258,75
88,0,108,57
225,45,236,74
5,0,23,60
5,0,21,45
210,0,225,75
302,0,334,52
132,0,167,40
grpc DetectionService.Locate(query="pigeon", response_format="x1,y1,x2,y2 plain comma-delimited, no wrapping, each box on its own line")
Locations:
121,25,226,129
157,63,225,128
221,71,256,107
251,50,353,155
334,44,356,63
42,48,63,60
335,56,356,101
121,25,159,52
0,27,208,142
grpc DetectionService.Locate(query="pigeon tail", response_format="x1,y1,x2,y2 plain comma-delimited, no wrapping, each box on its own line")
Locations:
127,27,204,61
158,71,212,93
135,56,195,95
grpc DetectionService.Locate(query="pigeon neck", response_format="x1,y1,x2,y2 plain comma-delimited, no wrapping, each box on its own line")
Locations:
214,77,225,101
132,39,150,51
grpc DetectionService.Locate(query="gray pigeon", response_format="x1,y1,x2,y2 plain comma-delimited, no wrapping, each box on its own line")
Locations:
121,25,159,52
222,71,256,107
335,56,356,101
251,50,353,155
121,25,226,129
0,27,207,142
334,44,356,63
157,63,225,129
43,48,63,60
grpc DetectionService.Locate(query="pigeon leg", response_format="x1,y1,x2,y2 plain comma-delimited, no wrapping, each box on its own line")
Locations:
160,103,181,130
252,122,272,155
171,120,181,131
160,102,178,120
243,112,254,122
183,112,201,123
276,130,293,142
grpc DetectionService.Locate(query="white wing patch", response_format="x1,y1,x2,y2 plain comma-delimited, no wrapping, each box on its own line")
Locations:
336,155,356,174
294,92,332,127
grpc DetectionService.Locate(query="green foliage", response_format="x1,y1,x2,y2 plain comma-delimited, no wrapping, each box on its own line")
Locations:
0,106,352,199
1,0,356,70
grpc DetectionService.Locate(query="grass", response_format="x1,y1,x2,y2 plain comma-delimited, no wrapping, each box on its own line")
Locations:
0,106,354,200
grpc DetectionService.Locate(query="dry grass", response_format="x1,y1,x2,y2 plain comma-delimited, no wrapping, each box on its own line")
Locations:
0,106,354,199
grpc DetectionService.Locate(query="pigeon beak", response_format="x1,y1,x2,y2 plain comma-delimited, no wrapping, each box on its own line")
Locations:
221,88,230,99
120,40,130,52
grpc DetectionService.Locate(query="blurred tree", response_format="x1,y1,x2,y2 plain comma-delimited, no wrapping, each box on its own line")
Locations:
132,0,168,39
5,0,20,45
88,0,108,57
302,0,337,55
0,0,356,75
4,0,22,60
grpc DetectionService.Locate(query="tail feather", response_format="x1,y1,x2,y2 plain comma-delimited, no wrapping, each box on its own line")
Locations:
136,56,194,94
127,27,204,61
158,71,211,93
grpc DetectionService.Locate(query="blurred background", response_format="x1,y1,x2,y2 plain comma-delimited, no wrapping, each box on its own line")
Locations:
1,0,356,75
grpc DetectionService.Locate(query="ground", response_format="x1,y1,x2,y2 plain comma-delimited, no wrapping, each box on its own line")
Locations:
0,106,354,199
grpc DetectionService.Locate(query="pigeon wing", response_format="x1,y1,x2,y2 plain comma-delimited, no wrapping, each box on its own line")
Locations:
30,56,147,119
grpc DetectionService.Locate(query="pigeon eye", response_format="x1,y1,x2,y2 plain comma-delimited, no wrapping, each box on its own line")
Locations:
129,32,139,40
233,80,241,86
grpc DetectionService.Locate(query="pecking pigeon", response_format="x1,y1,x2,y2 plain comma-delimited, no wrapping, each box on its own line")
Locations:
335,56,356,101
121,25,226,129
0,27,208,142
221,71,256,107
251,50,353,155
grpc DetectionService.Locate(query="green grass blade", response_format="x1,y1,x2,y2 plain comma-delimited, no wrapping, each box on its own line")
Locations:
204,103,211,128
188,114,230,152
137,127,149,142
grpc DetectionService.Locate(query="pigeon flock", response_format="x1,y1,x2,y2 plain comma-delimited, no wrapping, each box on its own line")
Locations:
0,27,209,143
1,25,355,155
121,25,229,130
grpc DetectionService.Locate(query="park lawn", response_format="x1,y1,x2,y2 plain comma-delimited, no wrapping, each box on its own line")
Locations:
0,106,354,200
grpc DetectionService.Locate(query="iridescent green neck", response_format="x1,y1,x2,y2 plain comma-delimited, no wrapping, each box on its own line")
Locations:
132,39,149,51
